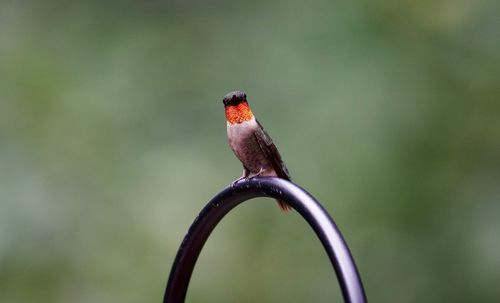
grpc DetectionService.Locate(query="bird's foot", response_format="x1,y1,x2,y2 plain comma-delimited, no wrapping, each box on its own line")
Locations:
230,176,246,188
247,168,264,180
231,168,265,187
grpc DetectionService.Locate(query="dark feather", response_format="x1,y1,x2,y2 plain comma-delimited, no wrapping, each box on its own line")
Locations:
254,120,291,181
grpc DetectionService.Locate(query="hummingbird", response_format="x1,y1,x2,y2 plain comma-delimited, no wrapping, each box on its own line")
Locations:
223,90,292,211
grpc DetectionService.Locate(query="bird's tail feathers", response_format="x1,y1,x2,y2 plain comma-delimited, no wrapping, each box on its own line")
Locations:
277,200,292,212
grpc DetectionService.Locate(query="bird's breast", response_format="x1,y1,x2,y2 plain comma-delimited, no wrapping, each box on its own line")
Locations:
227,117,268,171
227,117,258,148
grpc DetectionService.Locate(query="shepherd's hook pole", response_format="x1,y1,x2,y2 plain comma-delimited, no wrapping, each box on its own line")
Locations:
163,177,367,303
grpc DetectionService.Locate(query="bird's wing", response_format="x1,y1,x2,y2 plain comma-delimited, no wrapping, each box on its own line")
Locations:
254,119,291,180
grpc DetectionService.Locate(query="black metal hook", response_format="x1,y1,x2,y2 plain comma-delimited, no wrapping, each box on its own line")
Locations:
163,177,367,303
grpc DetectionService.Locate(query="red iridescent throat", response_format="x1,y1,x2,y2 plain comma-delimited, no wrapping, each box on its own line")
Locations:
225,101,253,124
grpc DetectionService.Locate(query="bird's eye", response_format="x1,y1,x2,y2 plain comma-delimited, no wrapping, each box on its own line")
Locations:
243,94,247,99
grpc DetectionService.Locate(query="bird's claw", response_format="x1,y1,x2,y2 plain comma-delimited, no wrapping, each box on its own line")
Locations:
247,168,264,180
230,168,265,187
230,177,245,188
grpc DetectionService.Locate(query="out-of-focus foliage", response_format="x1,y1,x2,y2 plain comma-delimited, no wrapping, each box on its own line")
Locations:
1,0,499,302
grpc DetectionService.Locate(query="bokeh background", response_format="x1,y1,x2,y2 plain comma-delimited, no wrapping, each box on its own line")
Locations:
1,0,499,302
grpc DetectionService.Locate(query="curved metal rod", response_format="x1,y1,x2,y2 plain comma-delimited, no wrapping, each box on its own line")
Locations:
163,177,367,303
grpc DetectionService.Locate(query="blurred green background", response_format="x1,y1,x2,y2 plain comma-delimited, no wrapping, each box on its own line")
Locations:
1,0,499,302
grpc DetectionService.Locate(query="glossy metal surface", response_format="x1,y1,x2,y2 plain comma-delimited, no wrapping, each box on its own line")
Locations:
163,177,367,303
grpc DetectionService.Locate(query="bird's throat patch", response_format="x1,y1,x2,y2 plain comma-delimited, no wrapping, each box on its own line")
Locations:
225,102,254,124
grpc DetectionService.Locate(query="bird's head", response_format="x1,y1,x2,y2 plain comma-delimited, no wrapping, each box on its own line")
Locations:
223,91,247,106
223,90,254,124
